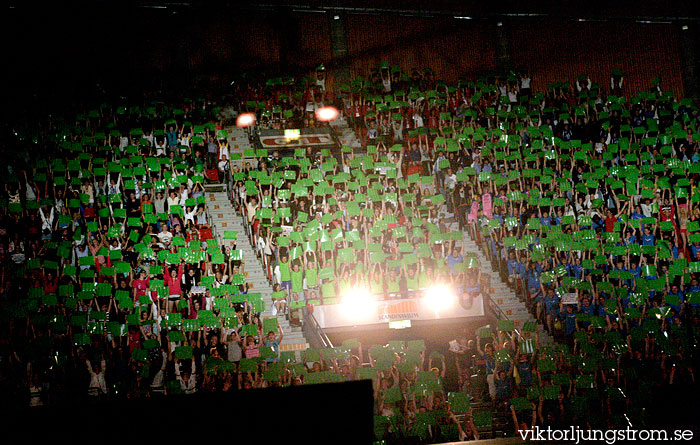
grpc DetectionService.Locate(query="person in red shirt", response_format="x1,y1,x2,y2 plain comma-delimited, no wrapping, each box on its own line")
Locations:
42,271,58,295
83,203,96,220
164,263,184,312
604,209,618,233
659,197,678,233
131,269,150,305
605,200,629,232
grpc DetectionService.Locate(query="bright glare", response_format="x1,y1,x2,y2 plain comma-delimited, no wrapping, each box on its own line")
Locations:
236,112,256,128
315,106,339,122
341,287,373,319
424,285,456,312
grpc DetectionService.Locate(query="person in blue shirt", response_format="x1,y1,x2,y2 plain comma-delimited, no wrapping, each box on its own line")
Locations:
507,251,520,279
446,247,464,275
629,261,641,280
691,241,700,261
542,287,560,332
668,239,679,259
526,264,542,305
641,226,655,246
630,205,645,221
567,257,583,279
518,260,528,279
624,230,637,246
515,352,534,388
539,210,552,229
554,208,563,226
594,295,618,324
687,279,700,312
580,295,597,317
166,125,179,152
644,274,658,300
263,326,284,363
559,303,578,336
666,283,685,315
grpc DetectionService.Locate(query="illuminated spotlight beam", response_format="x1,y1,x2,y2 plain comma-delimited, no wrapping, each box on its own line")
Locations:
315,106,339,122
423,285,456,312
341,287,374,320
236,112,256,128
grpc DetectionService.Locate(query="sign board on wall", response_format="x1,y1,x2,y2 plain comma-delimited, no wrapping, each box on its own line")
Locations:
314,295,485,329
259,133,334,148
258,127,337,150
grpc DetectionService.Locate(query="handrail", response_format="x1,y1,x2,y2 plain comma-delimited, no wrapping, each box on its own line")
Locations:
481,291,522,340
303,308,334,349
468,225,524,340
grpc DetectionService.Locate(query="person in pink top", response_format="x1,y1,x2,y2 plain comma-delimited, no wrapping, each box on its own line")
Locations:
164,263,184,312
131,269,151,307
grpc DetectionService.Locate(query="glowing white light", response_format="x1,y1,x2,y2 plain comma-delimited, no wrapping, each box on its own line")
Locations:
236,112,256,128
315,106,339,122
341,287,373,319
424,285,456,312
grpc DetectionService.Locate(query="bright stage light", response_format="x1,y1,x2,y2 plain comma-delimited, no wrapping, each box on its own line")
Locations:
424,285,456,312
341,287,373,319
236,112,256,128
284,129,301,139
315,106,339,122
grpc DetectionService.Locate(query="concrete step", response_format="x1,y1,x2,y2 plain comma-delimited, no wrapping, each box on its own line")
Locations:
209,193,311,350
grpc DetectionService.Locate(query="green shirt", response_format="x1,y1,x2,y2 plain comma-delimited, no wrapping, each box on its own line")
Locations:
305,268,318,287
371,278,383,295
406,275,419,291
339,278,352,295
279,261,291,281
291,270,303,292
418,271,430,289
386,278,400,293
321,282,336,298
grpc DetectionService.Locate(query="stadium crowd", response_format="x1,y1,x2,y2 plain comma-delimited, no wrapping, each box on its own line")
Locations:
0,62,699,442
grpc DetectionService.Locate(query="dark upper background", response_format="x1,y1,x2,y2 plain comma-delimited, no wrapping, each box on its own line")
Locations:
1,0,699,116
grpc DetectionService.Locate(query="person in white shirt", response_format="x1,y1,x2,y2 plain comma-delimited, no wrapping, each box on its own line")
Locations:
150,350,168,395
184,206,197,227
39,206,54,240
157,223,173,247
497,79,507,97
178,186,189,206
86,358,107,398
245,197,259,224
412,111,424,128
218,141,229,161
611,73,624,95
107,173,121,195
390,151,404,179
576,76,592,92
218,155,229,174
179,134,190,148
174,359,197,394
520,74,531,97
315,67,326,92
444,168,458,191
167,191,180,209
74,244,90,269
507,87,518,105
381,69,392,92
155,138,166,156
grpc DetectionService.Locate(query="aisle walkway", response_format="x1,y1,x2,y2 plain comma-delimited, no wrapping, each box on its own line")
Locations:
207,190,310,355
